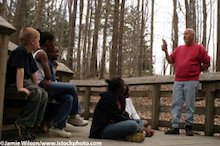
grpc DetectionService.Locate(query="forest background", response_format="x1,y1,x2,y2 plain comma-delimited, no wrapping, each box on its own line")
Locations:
0,0,219,79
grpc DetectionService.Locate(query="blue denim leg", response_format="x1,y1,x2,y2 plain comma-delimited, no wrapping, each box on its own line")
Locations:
171,81,184,128
183,81,199,126
101,120,140,139
48,82,77,97
48,82,79,116
134,119,145,130
51,93,73,129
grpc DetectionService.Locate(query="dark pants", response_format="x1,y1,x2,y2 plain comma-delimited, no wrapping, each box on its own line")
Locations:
6,79,48,127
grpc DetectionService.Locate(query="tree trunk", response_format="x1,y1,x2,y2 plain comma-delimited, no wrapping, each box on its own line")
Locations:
11,0,25,44
137,0,142,76
110,0,119,78
76,0,84,79
35,0,45,29
149,0,154,75
217,0,220,71
100,0,110,79
82,0,90,79
138,0,145,76
67,0,78,69
170,0,178,75
6,0,14,22
185,0,190,28
142,0,149,74
117,0,125,77
202,0,207,48
56,0,65,42
185,0,196,30
86,4,94,78
191,0,196,32
89,0,102,78
0,2,6,17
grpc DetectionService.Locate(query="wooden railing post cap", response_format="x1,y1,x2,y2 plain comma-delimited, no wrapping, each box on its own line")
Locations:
0,16,16,35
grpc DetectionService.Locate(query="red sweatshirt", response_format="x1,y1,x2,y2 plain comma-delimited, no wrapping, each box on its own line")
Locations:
170,43,210,81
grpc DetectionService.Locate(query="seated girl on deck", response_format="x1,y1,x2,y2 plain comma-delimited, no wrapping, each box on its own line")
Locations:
89,77,146,143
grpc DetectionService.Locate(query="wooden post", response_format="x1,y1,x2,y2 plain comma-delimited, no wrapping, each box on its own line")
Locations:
151,84,160,130
0,6,16,139
84,87,91,120
203,83,215,136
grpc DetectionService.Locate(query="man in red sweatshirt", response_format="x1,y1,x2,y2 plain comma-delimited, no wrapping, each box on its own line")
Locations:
162,28,210,136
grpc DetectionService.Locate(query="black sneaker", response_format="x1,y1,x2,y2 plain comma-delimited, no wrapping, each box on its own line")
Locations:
15,120,34,140
185,125,193,136
165,128,179,135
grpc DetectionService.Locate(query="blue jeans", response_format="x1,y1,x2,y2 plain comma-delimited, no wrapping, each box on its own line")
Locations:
47,82,80,128
101,120,144,139
171,81,199,128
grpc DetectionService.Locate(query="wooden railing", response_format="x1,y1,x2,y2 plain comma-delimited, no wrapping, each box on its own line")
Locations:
70,73,220,136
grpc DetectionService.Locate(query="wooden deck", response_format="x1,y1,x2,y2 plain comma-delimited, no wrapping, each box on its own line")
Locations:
33,121,219,146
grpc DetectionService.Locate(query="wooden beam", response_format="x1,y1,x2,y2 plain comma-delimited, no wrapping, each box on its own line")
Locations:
84,87,91,120
71,73,220,87
204,83,215,136
151,85,160,130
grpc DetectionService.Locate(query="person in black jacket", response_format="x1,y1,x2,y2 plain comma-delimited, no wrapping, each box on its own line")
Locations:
89,77,145,143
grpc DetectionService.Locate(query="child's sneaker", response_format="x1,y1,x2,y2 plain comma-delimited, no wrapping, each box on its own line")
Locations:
126,132,145,143
15,120,34,140
49,127,72,138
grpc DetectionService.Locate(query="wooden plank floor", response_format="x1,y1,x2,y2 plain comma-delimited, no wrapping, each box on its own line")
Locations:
34,121,220,146
2,121,220,145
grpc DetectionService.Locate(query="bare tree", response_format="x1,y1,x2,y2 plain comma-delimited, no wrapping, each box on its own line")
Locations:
89,0,102,78
185,0,196,33
55,0,65,42
138,0,145,76
202,0,207,48
11,0,25,44
117,0,125,76
149,0,154,75
76,0,84,79
35,0,45,29
82,0,91,79
0,3,4,16
67,0,78,69
170,0,178,75
86,4,94,78
217,0,220,71
110,0,119,78
100,0,110,79
137,0,141,76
